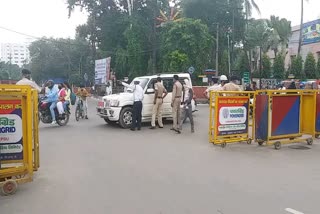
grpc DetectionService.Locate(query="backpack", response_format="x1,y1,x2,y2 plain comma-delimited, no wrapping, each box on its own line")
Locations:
70,92,76,105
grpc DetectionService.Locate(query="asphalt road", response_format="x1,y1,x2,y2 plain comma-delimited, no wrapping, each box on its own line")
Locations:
1,98,320,214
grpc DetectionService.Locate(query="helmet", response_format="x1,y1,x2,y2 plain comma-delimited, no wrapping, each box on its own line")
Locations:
220,75,228,81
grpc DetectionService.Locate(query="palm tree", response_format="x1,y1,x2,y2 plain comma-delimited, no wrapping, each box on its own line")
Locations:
244,0,261,19
298,0,309,55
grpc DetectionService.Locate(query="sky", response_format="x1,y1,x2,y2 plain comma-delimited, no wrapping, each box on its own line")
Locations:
0,0,320,43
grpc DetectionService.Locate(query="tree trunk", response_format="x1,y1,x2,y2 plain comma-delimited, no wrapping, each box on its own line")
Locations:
298,0,303,56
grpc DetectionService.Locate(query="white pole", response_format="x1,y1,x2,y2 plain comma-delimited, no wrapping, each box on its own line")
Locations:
227,34,231,77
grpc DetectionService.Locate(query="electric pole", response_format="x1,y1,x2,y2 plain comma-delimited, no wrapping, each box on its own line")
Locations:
215,23,219,77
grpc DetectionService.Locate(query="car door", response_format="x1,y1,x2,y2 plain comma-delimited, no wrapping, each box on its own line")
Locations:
142,78,156,119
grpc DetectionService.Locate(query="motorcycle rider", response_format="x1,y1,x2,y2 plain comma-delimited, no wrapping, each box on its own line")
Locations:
45,80,59,124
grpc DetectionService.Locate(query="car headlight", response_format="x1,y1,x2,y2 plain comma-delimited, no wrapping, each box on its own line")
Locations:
110,100,119,107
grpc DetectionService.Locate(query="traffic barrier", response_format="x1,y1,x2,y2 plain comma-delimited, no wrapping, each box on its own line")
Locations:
0,85,39,195
255,90,313,150
209,91,254,148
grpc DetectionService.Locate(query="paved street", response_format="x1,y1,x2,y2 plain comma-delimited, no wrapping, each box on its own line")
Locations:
1,98,320,214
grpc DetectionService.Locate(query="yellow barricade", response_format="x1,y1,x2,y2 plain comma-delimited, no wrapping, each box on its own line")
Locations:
209,91,255,147
0,85,39,195
254,90,314,150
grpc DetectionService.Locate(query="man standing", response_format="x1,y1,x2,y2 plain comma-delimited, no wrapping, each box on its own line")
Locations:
203,77,222,103
120,80,144,131
16,69,42,92
150,77,168,129
180,79,194,133
222,75,241,95
106,81,112,95
171,75,183,133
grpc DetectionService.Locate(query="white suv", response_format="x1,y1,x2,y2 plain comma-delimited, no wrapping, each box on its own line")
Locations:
96,73,196,128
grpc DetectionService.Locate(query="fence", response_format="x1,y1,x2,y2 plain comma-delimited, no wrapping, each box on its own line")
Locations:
0,85,39,195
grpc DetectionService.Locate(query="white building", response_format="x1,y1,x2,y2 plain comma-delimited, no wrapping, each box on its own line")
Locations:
0,42,30,67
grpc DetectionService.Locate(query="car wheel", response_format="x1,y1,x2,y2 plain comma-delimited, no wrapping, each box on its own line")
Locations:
104,118,117,125
119,107,133,129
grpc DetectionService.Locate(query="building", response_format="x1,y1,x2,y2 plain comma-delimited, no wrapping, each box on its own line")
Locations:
267,19,320,71
0,42,31,67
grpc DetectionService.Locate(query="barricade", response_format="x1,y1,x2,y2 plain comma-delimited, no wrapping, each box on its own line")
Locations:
0,85,39,195
209,91,255,147
254,90,313,150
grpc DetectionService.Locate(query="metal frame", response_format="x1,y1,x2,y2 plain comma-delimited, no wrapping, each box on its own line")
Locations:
0,85,39,195
255,90,314,150
209,91,255,148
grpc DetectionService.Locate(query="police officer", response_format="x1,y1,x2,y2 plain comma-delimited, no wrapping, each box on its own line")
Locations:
16,69,43,92
150,77,168,129
222,75,241,96
171,75,183,133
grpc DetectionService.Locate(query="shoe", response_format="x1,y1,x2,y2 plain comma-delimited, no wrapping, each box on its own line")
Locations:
85,116,88,119
51,120,56,125
130,128,136,131
158,126,164,128
175,129,181,134
137,127,141,131
191,129,195,133
149,126,156,129
170,128,175,131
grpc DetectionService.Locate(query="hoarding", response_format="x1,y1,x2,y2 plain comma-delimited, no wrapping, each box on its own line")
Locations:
302,19,320,45
216,97,249,136
0,99,23,161
95,57,111,84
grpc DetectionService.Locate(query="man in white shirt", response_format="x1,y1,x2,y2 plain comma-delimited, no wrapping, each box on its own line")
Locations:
16,69,42,92
119,80,144,131
204,77,222,102
106,81,112,95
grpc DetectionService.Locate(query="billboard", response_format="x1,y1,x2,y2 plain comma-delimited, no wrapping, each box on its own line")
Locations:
0,99,23,161
302,19,320,45
95,57,111,84
216,97,249,136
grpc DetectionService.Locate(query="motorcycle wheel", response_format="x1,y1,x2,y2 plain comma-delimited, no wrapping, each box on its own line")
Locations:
75,106,80,121
57,114,70,126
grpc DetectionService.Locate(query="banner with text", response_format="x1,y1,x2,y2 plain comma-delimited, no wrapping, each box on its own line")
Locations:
0,99,23,161
95,57,111,84
216,97,249,136
302,19,320,45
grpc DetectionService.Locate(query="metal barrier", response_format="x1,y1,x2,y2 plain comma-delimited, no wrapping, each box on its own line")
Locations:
209,91,254,147
0,85,39,195
255,90,313,150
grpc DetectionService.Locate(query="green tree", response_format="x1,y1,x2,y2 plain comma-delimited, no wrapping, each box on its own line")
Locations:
304,52,317,79
262,54,271,78
291,55,304,79
273,54,285,79
317,57,320,78
160,19,213,75
268,16,292,55
0,62,21,80
219,50,229,76
236,51,250,76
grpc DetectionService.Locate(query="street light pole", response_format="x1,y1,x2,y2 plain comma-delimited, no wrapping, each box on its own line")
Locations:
259,46,262,89
227,33,231,77
215,23,219,77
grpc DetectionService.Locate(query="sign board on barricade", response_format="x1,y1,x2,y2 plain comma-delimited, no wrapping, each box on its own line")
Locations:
0,99,23,161
255,95,269,141
316,94,320,132
216,97,249,136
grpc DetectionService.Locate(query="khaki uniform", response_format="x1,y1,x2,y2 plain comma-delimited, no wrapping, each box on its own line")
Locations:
172,80,183,130
222,82,241,96
151,82,167,127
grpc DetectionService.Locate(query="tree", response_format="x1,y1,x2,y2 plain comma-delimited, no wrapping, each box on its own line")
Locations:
28,37,92,84
317,57,320,79
236,51,250,76
244,0,261,19
0,62,21,80
262,54,271,78
304,52,317,79
160,19,213,75
291,55,304,79
273,54,285,79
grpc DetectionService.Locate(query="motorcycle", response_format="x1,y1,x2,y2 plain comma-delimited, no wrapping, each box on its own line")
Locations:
38,97,70,126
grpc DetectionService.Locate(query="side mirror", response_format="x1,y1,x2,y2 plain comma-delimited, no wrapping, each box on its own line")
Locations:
126,88,133,92
146,88,155,94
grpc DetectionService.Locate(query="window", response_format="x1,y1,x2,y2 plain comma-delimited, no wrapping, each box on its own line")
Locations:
14,61,19,63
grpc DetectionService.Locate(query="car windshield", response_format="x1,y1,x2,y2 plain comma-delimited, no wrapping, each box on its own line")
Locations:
125,78,149,92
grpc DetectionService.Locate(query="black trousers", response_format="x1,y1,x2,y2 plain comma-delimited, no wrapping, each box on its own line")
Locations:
132,101,142,129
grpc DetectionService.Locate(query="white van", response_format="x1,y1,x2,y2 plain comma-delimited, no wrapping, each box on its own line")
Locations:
96,73,196,128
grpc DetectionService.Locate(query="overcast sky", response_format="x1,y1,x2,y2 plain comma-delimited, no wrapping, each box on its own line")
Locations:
0,0,320,43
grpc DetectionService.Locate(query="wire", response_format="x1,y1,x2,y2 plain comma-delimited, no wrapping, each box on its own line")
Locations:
0,25,160,57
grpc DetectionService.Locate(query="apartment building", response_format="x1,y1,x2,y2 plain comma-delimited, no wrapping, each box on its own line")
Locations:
0,42,30,67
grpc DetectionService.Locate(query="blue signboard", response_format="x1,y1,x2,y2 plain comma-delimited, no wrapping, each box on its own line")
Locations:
302,19,320,45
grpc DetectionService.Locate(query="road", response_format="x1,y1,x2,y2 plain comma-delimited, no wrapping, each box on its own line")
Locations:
1,98,320,214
